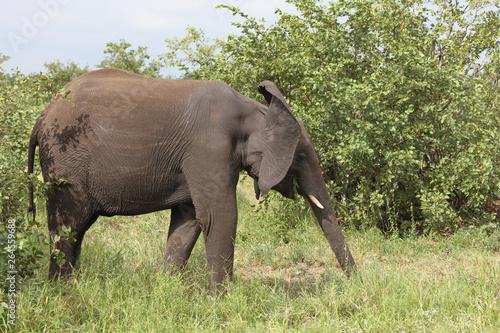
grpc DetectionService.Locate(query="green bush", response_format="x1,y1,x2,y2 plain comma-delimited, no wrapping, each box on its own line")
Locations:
164,0,500,233
0,67,50,313
251,191,312,245
39,60,90,98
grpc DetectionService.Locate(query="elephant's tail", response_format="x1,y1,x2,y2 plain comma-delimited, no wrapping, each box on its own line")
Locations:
27,120,40,221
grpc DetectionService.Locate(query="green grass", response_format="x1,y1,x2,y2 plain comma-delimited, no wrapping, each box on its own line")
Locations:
8,180,500,332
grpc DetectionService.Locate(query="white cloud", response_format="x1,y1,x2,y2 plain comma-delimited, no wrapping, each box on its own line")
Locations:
0,0,296,75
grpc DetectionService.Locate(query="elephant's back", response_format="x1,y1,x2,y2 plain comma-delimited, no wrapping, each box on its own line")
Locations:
35,69,234,178
65,68,215,105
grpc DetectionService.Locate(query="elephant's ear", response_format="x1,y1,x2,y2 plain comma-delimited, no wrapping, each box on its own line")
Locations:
256,81,300,195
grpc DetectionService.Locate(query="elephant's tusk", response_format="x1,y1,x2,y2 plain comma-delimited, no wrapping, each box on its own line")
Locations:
308,194,324,210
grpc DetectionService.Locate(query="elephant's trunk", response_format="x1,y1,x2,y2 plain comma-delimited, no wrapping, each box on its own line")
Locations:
303,183,356,277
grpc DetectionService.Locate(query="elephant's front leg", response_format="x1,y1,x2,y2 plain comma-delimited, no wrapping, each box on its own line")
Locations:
162,203,201,273
187,176,239,291
197,203,238,291
183,152,240,291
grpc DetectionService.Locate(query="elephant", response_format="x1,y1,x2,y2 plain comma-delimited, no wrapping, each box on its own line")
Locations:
27,68,356,291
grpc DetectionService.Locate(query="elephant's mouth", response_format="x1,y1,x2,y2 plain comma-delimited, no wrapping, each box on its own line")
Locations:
271,175,296,199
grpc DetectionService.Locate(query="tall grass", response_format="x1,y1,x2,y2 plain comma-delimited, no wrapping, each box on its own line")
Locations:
8,180,500,332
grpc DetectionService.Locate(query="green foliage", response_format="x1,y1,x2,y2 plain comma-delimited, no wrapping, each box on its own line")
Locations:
0,54,11,82
0,69,51,302
50,225,77,267
0,54,9,64
165,0,500,233
97,38,162,77
251,191,312,244
161,26,224,79
41,60,90,97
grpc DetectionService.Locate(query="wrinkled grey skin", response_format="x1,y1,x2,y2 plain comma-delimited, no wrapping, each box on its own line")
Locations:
28,68,356,290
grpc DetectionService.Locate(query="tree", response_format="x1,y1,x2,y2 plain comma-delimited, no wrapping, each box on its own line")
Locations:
0,53,9,64
0,53,10,79
98,39,162,77
0,54,15,86
42,60,90,96
164,0,500,233
0,68,51,296
161,26,224,79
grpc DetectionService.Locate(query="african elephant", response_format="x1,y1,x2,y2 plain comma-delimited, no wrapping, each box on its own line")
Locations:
28,68,356,290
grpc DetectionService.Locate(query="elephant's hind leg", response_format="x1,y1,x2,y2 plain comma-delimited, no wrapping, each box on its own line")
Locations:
46,187,97,280
162,203,201,274
71,213,98,270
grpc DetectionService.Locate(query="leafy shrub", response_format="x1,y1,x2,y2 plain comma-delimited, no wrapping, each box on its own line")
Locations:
251,191,312,244
39,60,90,97
0,67,50,309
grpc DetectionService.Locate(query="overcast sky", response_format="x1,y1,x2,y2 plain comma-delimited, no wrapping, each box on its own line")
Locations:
1,0,296,77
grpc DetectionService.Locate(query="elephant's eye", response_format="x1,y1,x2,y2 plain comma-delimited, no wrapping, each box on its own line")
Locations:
295,152,307,163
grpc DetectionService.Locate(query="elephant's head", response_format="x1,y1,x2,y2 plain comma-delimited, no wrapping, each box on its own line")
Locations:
245,81,356,276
